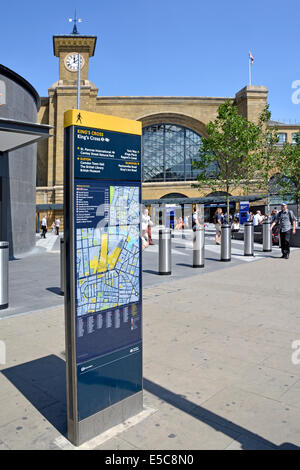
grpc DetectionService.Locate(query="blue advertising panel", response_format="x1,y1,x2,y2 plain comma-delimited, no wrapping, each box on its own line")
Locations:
64,110,143,444
240,201,250,224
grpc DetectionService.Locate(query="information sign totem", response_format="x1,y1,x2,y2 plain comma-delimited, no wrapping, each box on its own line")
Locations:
239,201,250,225
64,110,143,446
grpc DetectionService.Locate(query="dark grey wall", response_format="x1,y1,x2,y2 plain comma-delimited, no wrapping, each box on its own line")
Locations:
0,71,38,258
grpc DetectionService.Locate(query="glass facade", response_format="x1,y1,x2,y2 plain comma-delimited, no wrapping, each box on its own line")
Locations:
142,124,204,182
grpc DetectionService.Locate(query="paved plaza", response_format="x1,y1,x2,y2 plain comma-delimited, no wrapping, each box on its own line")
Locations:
0,228,300,449
2,225,295,319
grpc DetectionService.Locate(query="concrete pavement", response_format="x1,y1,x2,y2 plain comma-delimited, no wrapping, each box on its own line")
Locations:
1,246,300,449
2,226,297,318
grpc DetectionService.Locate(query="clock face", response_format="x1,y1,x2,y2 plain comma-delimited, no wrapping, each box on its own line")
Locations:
64,53,84,72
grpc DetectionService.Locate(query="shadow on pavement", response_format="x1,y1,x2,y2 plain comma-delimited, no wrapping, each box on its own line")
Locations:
1,355,67,436
176,263,201,269
143,269,159,276
143,377,300,450
2,355,299,449
46,287,63,296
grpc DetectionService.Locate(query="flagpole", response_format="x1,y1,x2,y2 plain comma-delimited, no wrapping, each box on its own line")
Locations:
249,52,251,86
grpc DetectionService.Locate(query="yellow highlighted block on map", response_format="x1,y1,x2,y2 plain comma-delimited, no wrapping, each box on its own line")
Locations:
90,256,98,274
97,233,108,273
107,245,121,270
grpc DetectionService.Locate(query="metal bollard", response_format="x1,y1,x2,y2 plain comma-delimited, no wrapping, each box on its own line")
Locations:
158,228,171,275
60,237,65,295
263,219,272,252
193,226,205,268
244,222,254,256
0,242,9,309
221,224,231,262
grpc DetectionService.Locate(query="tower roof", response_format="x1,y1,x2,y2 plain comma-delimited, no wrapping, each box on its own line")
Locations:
53,35,97,57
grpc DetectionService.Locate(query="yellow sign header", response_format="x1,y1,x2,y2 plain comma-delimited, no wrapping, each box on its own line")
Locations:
64,109,142,136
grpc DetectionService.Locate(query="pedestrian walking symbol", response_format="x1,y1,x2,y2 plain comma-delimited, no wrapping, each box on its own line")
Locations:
76,113,82,124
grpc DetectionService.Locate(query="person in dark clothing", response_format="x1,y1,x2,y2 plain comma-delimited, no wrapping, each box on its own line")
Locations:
270,203,296,259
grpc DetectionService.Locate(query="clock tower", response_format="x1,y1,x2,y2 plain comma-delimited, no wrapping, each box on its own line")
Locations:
53,33,97,84
45,27,98,208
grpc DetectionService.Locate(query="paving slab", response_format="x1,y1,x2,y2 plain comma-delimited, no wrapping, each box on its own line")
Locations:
0,249,300,449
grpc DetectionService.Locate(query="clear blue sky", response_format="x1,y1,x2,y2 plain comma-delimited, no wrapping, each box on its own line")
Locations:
1,0,300,123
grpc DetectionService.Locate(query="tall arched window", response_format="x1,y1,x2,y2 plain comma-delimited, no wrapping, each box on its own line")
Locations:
142,123,203,182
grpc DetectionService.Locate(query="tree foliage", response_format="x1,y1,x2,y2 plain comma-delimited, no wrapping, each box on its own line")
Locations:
277,133,300,217
254,104,280,215
192,101,262,219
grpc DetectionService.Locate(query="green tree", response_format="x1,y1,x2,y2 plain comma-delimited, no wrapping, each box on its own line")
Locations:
255,104,279,217
192,101,262,221
276,133,300,219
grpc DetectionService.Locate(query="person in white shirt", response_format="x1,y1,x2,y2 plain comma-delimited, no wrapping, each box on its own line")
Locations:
253,210,264,226
141,209,150,251
41,215,47,238
231,218,240,238
55,218,60,236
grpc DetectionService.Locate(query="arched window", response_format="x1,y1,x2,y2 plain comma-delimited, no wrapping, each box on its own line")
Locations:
142,124,203,182
268,174,296,195
160,192,188,199
268,174,296,204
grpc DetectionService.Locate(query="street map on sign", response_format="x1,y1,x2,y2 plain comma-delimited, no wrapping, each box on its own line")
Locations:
76,186,140,316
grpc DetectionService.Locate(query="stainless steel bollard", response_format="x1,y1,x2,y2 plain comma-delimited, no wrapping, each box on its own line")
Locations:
193,226,205,268
244,222,254,256
60,237,65,295
0,242,9,309
221,224,231,262
159,228,171,275
263,219,272,252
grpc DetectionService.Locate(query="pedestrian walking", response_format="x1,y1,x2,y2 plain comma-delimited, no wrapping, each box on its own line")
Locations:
270,208,278,223
253,210,264,226
231,218,240,238
270,202,296,259
214,208,223,245
192,207,199,231
41,214,47,239
147,212,154,245
141,208,150,251
55,217,60,236
175,217,184,230
51,222,55,234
